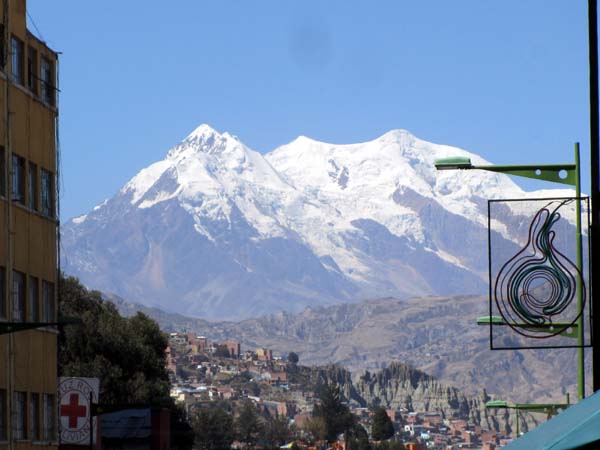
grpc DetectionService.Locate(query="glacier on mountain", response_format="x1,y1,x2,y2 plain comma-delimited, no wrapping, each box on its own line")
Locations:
62,124,578,319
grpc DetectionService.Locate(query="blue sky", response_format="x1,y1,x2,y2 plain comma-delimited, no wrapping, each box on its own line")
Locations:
28,1,591,220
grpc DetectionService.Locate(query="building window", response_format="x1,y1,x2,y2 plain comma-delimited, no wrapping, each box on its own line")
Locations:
30,393,40,441
11,36,24,84
13,391,27,440
0,267,5,320
0,24,4,70
41,169,54,217
40,57,54,106
0,147,5,197
29,276,39,322
28,46,38,94
0,389,6,441
12,270,26,322
42,280,55,322
12,153,25,204
42,394,56,441
28,162,38,211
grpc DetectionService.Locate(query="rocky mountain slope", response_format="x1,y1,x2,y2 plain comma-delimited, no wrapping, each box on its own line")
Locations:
112,293,535,433
304,362,532,434
62,124,576,320
109,294,588,406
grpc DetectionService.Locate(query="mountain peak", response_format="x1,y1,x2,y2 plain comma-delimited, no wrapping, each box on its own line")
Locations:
283,129,417,150
377,128,413,139
167,123,243,160
184,123,220,141
63,124,566,321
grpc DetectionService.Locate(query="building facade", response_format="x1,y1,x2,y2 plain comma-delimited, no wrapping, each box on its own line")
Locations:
0,1,59,450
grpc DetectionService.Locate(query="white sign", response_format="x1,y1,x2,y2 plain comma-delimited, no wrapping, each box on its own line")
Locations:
59,377,100,445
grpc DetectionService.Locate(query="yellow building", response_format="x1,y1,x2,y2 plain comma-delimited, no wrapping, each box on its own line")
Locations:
0,1,59,450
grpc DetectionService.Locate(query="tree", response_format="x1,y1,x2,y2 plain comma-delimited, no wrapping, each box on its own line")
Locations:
193,408,234,450
263,414,292,448
372,442,403,450
235,400,263,447
371,407,394,441
170,403,195,450
303,417,327,443
313,383,356,442
287,351,299,364
59,275,171,406
346,423,370,450
58,275,193,450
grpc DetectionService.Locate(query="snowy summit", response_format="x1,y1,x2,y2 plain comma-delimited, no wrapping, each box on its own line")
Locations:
61,125,577,319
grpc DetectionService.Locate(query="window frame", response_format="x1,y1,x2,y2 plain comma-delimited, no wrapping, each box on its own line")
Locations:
28,162,38,211
0,389,6,442
0,267,5,320
12,391,27,441
0,147,5,197
10,35,24,85
41,169,54,217
42,280,55,322
30,393,40,441
29,276,39,322
12,270,26,323
11,153,25,205
40,57,55,106
27,45,38,95
42,394,56,442
0,24,5,71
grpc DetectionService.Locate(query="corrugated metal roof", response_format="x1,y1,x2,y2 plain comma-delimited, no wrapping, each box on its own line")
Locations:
505,390,600,450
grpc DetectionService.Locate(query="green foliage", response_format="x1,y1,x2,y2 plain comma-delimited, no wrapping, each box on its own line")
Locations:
287,351,299,364
347,423,370,450
313,383,356,442
235,400,263,446
371,441,403,450
59,275,193,450
371,407,394,441
59,275,171,406
247,381,261,397
303,416,327,443
176,365,196,381
262,414,292,449
347,436,371,450
193,408,234,450
170,403,195,450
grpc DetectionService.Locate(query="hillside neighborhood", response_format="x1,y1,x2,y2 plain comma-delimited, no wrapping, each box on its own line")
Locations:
166,331,518,450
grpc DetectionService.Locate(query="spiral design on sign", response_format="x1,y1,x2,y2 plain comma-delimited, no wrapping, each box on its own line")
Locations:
494,200,585,338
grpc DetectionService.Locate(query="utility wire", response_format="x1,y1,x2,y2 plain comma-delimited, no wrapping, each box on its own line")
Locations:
26,10,45,43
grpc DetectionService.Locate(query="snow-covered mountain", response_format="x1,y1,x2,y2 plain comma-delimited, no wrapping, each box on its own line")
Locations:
62,124,576,320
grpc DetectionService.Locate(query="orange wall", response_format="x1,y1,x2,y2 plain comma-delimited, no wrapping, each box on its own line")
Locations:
1,0,59,449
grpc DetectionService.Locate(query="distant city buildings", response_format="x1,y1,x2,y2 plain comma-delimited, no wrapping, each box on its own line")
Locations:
166,331,516,449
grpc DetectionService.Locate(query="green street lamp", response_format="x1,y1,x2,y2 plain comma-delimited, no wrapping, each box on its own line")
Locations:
434,158,577,186
476,316,580,339
435,144,585,401
485,395,570,437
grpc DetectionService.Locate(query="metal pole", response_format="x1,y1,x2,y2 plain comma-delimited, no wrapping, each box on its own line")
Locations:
589,0,600,393
89,391,93,450
576,143,585,399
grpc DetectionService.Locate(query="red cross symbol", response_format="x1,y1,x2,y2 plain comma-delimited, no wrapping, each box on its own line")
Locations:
60,393,87,428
